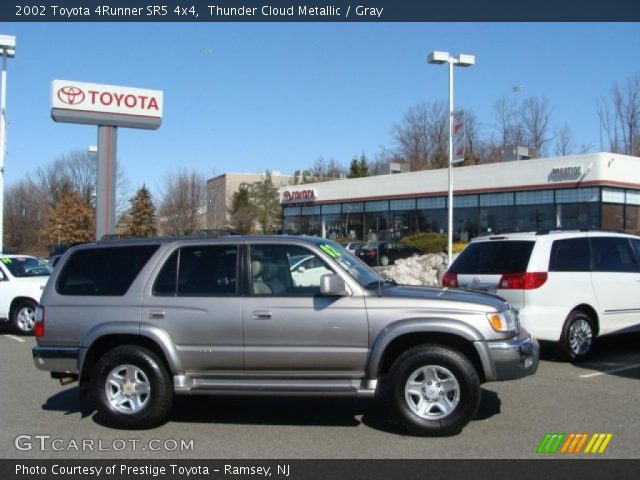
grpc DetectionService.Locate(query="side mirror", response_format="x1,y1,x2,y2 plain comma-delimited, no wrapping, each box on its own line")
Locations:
319,274,349,296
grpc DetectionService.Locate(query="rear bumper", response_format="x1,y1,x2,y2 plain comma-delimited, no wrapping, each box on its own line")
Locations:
32,346,80,374
476,330,539,382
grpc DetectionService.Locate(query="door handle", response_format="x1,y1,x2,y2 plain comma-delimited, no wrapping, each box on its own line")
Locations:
148,310,165,320
252,310,272,320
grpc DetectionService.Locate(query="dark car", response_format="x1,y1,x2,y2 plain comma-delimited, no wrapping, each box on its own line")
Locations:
356,241,420,266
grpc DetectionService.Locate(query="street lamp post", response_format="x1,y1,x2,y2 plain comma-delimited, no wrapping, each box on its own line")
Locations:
428,51,475,266
0,34,16,253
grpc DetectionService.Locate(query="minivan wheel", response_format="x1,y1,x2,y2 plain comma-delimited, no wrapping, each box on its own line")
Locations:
91,346,173,429
380,255,390,266
12,300,37,335
385,345,480,436
559,311,595,362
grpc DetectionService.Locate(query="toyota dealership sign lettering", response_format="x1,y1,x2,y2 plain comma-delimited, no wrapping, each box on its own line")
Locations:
51,79,163,129
281,189,317,203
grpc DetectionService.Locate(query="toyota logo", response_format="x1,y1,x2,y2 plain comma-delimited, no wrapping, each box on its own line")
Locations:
57,86,85,105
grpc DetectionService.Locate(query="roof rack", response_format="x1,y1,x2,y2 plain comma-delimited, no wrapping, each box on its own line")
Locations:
535,228,628,235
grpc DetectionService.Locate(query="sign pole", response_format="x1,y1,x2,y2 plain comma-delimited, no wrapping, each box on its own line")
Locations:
96,125,117,240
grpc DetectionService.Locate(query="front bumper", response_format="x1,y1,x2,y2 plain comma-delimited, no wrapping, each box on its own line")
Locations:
32,346,80,374
475,329,539,382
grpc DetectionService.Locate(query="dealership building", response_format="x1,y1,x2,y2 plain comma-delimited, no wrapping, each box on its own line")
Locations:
278,152,640,242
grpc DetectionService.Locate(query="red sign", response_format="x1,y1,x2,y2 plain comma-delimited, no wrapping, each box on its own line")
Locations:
282,189,316,202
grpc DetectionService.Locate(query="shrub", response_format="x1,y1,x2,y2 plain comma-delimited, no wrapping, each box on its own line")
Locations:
452,241,468,253
400,233,447,254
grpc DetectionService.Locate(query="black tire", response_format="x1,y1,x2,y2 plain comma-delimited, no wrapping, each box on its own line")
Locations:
380,255,390,266
385,345,480,436
558,310,596,362
12,299,37,335
91,345,173,429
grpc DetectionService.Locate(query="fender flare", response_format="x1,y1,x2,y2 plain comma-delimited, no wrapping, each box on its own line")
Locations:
367,317,489,378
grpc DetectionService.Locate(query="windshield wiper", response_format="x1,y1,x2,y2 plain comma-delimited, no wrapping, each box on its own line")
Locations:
364,279,396,289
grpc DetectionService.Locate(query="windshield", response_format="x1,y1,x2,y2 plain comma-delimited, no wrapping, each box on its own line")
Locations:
315,241,384,288
1,257,52,278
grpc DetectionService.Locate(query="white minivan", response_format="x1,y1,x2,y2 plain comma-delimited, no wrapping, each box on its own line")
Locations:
443,231,640,361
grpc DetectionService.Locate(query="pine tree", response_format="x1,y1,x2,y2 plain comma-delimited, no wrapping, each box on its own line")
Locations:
228,185,256,234
249,171,282,234
44,190,95,245
348,154,370,178
127,185,157,237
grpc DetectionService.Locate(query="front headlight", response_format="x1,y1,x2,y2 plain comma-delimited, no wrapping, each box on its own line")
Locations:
486,309,518,333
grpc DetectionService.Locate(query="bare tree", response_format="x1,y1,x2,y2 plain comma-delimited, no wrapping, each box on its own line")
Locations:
462,109,482,164
491,96,523,151
3,179,46,254
554,123,575,156
392,101,448,171
611,76,640,155
158,169,207,236
521,97,553,155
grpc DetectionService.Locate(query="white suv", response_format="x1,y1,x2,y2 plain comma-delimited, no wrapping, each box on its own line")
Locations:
443,230,640,361
0,255,51,334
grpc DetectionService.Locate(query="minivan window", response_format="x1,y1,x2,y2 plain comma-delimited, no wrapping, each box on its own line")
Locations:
590,237,639,273
549,238,590,272
57,245,159,296
449,241,535,274
153,245,238,296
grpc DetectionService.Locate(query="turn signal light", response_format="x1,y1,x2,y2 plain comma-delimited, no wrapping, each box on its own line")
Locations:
442,271,459,288
499,272,548,290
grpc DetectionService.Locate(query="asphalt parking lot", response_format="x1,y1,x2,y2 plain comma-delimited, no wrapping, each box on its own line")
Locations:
1,327,639,459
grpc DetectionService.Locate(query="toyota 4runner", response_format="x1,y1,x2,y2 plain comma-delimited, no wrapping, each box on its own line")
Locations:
33,236,538,436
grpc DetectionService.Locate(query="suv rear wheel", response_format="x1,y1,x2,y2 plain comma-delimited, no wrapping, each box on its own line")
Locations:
385,345,480,436
559,310,595,362
91,345,173,429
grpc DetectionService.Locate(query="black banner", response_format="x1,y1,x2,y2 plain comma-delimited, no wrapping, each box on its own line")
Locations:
2,0,640,22
2,459,640,480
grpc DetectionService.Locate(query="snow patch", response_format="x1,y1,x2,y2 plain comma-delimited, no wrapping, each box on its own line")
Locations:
380,253,456,286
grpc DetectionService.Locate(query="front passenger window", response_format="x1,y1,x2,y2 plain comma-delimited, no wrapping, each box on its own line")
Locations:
250,245,334,296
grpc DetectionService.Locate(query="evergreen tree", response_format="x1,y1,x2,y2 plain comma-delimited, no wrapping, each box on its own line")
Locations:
44,190,95,245
127,185,157,237
348,154,370,178
228,185,256,234
249,171,282,234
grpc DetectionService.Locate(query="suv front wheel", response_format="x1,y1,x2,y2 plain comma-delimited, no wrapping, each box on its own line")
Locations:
91,345,173,429
385,345,480,436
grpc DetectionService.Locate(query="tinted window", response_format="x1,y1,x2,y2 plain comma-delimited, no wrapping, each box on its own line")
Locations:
250,244,334,296
591,237,639,273
633,239,640,264
153,245,238,296
549,238,590,272
57,246,159,296
449,241,535,274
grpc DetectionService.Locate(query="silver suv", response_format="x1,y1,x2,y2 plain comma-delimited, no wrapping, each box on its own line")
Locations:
32,236,538,436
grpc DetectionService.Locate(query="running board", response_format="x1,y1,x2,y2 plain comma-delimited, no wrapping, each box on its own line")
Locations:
173,375,378,397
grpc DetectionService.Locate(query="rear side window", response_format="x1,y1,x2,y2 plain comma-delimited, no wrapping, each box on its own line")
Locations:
549,238,590,272
591,237,639,273
57,245,159,296
153,245,238,296
449,241,535,274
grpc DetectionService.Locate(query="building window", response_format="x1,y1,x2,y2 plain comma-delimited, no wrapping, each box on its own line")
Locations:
301,205,321,215
417,197,445,209
343,202,364,213
602,188,626,204
555,187,599,204
365,200,389,212
627,190,640,205
479,206,514,234
556,202,599,229
515,190,554,205
283,206,301,217
479,192,514,207
454,195,478,208
625,205,640,233
601,204,625,230
321,203,341,214
390,199,416,211
514,204,555,231
454,207,479,241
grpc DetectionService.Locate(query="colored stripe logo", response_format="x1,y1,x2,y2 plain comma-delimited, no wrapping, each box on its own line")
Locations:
537,433,613,454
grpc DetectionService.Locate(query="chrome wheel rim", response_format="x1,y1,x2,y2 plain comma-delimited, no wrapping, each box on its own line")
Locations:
105,364,151,414
16,307,35,332
569,318,593,357
405,365,460,420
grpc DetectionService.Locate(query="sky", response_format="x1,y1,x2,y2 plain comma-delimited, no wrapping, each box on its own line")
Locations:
2,22,639,200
